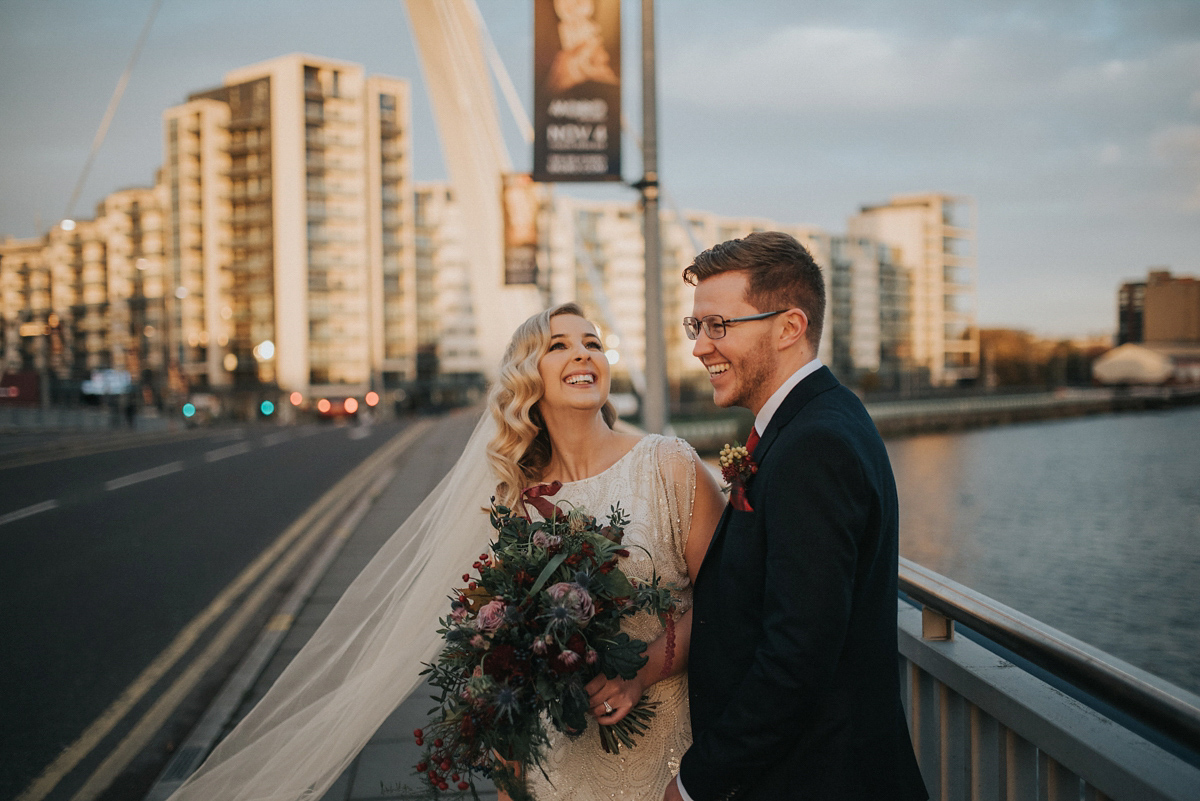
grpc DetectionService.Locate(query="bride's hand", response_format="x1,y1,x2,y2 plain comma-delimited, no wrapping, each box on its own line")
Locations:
584,672,645,725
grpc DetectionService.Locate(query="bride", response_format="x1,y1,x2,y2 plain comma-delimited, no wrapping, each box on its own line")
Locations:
167,302,723,801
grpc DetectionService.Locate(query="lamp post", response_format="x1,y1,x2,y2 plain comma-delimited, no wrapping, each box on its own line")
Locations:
639,0,667,434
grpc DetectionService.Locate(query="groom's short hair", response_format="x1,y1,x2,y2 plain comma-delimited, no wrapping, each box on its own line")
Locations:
683,231,826,347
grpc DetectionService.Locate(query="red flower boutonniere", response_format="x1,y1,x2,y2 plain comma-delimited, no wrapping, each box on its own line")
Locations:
718,441,758,512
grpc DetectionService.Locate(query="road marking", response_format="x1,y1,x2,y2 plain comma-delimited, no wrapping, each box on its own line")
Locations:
204,442,251,462
15,419,434,801
261,431,292,447
347,426,372,440
13,466,348,801
0,499,59,527
66,498,343,801
104,462,184,491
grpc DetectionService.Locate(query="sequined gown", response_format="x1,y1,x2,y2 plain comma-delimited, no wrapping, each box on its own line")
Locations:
525,435,698,801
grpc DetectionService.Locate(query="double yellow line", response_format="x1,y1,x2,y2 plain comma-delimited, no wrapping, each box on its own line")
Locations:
16,418,434,801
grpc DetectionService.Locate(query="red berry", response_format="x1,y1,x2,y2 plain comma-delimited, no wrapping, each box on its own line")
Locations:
451,773,460,781
428,770,438,780
458,781,470,790
434,738,444,747
468,581,476,589
440,759,451,771
479,553,488,560
416,761,428,772
462,573,470,582
414,738,423,746
414,728,423,737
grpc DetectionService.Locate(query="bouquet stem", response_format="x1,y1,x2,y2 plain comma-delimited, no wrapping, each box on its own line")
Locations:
597,697,660,754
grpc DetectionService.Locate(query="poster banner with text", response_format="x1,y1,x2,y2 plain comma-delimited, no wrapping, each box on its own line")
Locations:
533,0,621,182
503,174,540,285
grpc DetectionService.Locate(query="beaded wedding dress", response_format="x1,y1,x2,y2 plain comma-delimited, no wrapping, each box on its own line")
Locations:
526,434,698,801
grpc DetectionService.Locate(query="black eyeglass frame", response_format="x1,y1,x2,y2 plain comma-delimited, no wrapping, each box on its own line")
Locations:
682,309,789,340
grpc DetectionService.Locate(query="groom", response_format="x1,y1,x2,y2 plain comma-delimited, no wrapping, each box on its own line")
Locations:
666,232,927,800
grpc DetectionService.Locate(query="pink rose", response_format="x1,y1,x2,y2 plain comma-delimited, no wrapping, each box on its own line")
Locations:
547,582,595,624
475,599,507,633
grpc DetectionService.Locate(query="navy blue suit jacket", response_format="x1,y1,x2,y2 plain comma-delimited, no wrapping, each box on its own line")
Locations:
679,367,927,800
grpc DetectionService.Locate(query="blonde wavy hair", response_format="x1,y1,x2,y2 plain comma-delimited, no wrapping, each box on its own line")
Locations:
486,302,618,507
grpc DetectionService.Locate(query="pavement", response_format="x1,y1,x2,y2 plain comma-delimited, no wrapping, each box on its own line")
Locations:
143,406,498,801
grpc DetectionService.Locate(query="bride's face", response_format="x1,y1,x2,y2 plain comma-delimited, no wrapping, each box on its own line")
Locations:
537,314,610,414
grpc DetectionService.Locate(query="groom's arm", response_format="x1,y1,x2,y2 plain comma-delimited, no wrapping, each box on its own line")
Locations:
677,424,868,801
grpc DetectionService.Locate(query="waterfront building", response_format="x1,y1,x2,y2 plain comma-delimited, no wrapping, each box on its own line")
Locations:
827,235,913,389
1143,269,1200,344
162,54,414,403
849,193,978,386
1117,279,1146,345
396,186,923,400
544,198,840,397
414,184,482,379
1109,269,1200,383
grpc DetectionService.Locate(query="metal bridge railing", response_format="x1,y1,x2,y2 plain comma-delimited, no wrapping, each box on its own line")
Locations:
897,558,1200,801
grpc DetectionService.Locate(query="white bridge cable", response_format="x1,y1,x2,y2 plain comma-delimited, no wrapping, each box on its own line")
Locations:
467,0,535,145
63,0,163,223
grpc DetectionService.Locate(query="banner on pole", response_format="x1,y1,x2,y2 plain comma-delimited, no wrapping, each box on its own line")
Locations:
533,0,621,182
503,173,540,285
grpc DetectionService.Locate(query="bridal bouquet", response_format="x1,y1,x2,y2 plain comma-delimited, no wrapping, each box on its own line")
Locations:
413,497,676,799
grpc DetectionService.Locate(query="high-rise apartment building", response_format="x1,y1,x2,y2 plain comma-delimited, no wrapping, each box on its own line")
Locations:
162,54,414,401
849,193,978,386
1,185,169,402
0,236,50,377
414,184,482,378
827,236,911,388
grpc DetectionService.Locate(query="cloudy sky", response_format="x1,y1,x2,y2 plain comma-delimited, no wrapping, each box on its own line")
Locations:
2,0,1197,337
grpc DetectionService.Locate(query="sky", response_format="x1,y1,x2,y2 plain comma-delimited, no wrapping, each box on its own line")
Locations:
1,0,1198,339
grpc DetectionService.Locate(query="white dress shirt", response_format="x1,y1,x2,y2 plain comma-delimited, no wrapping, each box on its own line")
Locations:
752,357,824,440
675,357,823,801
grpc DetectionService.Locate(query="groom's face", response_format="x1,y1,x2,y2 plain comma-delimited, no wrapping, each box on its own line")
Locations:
691,271,777,413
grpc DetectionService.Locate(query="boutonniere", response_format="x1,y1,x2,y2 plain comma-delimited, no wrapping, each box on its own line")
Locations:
718,442,758,512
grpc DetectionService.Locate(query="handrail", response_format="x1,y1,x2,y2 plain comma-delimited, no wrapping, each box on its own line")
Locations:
899,557,1200,754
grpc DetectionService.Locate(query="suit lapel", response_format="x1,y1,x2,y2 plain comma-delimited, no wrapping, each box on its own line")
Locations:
696,367,840,584
751,366,839,466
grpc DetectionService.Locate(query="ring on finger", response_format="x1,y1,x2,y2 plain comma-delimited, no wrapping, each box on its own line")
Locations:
602,701,614,714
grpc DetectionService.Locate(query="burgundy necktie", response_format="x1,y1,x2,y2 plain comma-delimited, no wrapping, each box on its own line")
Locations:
745,427,760,457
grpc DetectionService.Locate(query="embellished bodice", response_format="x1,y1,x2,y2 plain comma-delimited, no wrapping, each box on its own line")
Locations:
525,435,698,801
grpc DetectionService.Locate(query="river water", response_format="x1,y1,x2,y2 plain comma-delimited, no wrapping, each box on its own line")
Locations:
886,405,1200,697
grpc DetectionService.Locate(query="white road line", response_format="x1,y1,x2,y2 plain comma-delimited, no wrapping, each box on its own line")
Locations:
204,442,251,462
0,500,60,527
261,431,292,447
347,426,372,440
104,462,184,492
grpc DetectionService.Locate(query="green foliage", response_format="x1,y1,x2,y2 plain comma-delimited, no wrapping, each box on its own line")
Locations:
410,499,677,798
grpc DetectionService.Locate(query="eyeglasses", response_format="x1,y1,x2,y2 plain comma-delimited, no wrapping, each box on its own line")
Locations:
682,310,788,340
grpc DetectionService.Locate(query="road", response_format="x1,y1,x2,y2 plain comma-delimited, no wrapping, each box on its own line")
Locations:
0,418,410,801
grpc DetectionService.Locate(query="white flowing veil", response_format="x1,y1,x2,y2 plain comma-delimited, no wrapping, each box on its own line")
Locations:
168,412,500,801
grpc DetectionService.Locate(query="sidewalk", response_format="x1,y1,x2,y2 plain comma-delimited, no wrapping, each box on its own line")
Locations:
154,407,497,801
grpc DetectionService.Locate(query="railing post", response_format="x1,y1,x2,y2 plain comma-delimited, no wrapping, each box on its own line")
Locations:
923,606,955,640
